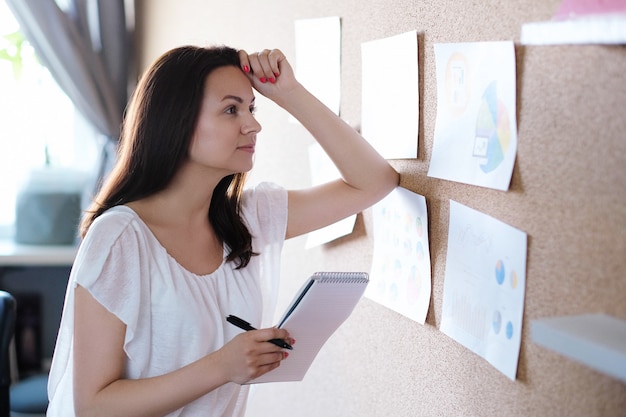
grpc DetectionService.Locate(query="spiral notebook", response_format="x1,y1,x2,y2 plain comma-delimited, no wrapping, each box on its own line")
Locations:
248,271,369,384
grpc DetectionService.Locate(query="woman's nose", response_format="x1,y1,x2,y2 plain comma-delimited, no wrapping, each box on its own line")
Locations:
243,114,262,134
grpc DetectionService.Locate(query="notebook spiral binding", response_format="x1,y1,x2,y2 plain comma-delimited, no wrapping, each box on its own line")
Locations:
313,271,369,284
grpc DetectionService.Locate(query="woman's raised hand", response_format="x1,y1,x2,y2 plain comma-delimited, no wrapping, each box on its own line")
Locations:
239,47,399,240
238,49,300,100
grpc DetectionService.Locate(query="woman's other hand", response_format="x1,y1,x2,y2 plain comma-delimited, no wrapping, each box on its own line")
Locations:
214,327,292,384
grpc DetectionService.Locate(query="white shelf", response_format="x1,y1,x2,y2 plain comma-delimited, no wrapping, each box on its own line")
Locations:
521,13,626,45
531,314,626,383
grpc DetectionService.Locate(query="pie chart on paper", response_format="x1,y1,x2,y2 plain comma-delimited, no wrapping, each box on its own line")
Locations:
474,81,511,173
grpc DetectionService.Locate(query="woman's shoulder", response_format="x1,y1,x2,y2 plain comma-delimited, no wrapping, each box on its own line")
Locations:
93,205,138,225
241,182,288,241
72,206,154,288
242,182,287,209
81,206,149,252
89,206,141,236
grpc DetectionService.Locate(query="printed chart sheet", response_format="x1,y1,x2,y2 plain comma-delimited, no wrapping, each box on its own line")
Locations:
441,200,527,380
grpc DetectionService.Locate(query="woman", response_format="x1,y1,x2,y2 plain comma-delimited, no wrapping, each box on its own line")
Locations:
47,46,399,417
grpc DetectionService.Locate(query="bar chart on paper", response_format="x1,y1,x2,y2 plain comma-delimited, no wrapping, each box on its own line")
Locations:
440,201,527,380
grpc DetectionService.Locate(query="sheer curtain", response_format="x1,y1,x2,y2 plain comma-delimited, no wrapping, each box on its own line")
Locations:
6,0,134,185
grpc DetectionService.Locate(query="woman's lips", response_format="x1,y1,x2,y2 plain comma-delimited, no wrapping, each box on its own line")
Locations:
238,145,255,153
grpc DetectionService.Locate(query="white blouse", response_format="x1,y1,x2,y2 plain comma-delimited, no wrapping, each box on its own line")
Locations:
47,182,288,417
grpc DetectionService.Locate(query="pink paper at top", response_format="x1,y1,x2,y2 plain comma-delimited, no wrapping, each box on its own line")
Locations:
554,0,626,20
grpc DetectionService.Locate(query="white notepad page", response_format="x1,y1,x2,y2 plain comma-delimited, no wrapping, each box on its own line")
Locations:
249,272,369,383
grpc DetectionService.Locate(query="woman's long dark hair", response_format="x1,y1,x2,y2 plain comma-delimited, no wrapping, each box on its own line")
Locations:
81,45,256,268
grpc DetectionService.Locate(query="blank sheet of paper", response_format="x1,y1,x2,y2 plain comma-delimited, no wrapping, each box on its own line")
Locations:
361,31,419,159
294,17,341,117
441,200,527,380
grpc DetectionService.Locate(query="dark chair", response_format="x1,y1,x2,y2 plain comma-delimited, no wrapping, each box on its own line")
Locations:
0,291,48,417
1,290,17,417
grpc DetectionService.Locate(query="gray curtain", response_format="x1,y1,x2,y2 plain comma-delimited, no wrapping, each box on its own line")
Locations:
6,0,134,181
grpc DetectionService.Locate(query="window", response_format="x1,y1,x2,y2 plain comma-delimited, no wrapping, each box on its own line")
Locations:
0,1,99,238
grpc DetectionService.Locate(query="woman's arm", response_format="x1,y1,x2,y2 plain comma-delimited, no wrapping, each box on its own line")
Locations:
72,285,290,417
240,49,400,239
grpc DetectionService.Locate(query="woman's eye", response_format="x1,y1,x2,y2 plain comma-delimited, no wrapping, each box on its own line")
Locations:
225,105,237,114
249,106,257,115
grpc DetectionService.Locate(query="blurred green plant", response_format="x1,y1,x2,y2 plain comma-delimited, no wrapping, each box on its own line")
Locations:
0,30,27,79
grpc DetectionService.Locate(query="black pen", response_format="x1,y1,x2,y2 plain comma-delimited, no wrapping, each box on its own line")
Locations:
226,315,293,350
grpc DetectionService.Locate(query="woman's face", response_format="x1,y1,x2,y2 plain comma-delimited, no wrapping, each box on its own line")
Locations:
188,65,262,175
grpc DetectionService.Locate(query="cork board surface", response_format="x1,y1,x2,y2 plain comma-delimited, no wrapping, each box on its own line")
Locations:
136,0,626,415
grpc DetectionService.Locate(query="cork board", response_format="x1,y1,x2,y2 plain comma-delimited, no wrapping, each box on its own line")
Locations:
136,0,626,415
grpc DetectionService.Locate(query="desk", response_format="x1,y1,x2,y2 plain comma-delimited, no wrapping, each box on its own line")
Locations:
0,239,77,267
0,239,77,370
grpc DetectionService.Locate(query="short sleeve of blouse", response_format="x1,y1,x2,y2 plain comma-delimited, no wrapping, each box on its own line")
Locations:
72,209,153,364
240,182,288,244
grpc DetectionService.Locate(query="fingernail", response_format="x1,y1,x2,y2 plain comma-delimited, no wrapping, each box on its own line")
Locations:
274,72,280,78
283,352,289,359
243,65,250,73
269,77,276,83
259,77,267,83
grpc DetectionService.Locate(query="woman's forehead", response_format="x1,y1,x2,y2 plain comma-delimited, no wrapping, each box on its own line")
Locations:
204,66,254,100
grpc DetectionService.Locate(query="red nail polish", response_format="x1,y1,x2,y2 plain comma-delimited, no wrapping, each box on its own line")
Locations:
243,65,250,73
260,77,267,83
284,352,289,358
274,72,280,78
269,77,276,83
